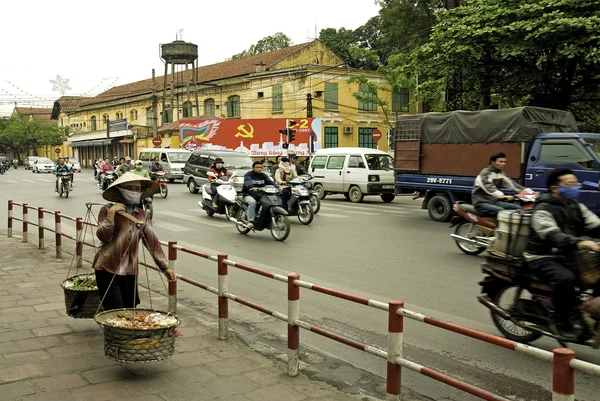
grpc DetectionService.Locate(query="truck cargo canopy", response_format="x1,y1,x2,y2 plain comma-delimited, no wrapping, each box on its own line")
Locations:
397,107,578,144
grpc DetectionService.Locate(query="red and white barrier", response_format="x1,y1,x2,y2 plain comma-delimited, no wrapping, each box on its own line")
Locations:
288,273,300,377
217,253,229,340
167,241,177,314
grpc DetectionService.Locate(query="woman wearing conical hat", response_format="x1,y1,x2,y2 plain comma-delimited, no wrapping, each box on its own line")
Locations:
92,172,175,310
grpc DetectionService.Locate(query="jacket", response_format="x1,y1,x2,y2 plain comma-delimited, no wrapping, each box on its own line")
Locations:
100,164,114,174
208,166,229,182
150,163,163,173
526,194,600,258
472,165,525,206
132,168,150,179
53,164,71,174
243,171,275,196
92,205,168,275
274,163,298,185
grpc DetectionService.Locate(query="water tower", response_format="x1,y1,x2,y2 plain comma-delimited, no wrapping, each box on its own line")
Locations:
160,31,199,122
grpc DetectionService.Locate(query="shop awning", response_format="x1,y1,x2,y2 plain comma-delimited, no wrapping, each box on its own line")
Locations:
70,138,113,147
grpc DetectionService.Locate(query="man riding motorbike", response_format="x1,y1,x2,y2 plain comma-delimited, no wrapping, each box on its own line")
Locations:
150,157,164,181
208,158,230,208
115,156,132,177
52,157,72,192
472,152,532,215
290,155,305,176
274,157,298,211
99,158,115,188
525,167,600,341
243,161,277,229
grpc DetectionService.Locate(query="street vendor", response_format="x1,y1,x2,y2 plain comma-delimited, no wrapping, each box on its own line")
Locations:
93,172,175,310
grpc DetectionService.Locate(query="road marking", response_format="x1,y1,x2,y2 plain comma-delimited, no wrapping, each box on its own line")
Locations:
151,220,194,232
2,180,18,184
318,213,346,218
157,210,230,228
344,210,379,216
21,179,38,183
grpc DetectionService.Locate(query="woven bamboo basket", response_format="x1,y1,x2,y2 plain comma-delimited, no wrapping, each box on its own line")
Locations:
60,273,103,319
94,308,180,363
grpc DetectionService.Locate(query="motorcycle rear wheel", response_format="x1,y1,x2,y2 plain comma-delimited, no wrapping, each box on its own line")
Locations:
297,204,314,225
310,194,321,214
454,223,486,255
64,183,69,198
271,215,290,241
160,184,168,198
235,209,251,235
490,285,542,343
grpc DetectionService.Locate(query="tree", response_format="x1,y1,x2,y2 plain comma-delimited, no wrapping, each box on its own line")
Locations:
0,115,65,158
319,27,358,67
392,0,600,126
230,33,292,59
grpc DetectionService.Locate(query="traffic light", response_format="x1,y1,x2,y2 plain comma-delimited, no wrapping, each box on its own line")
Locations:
287,129,296,143
288,120,296,127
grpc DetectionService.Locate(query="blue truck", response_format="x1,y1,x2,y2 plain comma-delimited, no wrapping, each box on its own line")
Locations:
394,107,600,221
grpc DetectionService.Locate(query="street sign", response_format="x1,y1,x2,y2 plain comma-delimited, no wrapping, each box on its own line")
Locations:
152,137,162,147
54,148,61,154
109,119,128,132
372,129,382,142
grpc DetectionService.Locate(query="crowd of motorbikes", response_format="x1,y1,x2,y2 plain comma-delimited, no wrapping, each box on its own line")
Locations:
449,193,600,349
0,158,18,174
197,172,320,242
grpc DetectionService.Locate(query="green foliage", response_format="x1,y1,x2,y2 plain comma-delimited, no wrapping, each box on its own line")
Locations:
230,33,292,60
0,115,64,156
348,74,395,130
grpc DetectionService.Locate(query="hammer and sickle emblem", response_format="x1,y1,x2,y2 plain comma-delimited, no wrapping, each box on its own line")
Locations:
235,123,254,138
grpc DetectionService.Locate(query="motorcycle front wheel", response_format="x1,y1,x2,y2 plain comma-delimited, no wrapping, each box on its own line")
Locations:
235,209,251,235
63,182,69,198
160,184,168,198
490,285,542,343
454,223,486,255
271,215,290,241
310,194,321,214
297,204,314,225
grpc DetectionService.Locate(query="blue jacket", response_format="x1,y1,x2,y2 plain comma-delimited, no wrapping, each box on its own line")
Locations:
243,171,275,196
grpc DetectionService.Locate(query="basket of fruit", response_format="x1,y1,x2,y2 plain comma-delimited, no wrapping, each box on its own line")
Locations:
60,273,103,319
94,308,180,363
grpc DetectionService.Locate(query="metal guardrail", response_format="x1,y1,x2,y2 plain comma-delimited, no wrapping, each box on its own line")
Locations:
7,199,599,401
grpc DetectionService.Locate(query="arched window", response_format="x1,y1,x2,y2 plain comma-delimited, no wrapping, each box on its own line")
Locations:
204,98,215,116
226,95,240,118
130,110,138,121
162,106,172,124
182,101,193,118
91,116,97,131
103,114,109,127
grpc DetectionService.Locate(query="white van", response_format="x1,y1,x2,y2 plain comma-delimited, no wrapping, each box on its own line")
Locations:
138,148,191,182
308,147,396,203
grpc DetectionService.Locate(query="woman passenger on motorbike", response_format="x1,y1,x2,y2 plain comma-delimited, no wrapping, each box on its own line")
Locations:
274,157,298,211
208,158,230,208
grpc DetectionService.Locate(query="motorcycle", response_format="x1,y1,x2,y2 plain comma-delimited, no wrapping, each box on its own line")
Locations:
152,171,168,198
198,172,240,218
98,171,117,191
300,175,321,214
0,163,4,175
141,197,153,219
12,160,18,169
478,258,600,347
284,177,315,225
57,172,72,198
450,193,537,255
231,185,291,242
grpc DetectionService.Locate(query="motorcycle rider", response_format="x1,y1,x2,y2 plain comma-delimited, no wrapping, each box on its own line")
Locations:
132,160,150,179
208,157,230,208
525,167,600,340
472,152,531,215
111,156,120,168
243,161,276,229
12,158,18,169
290,155,305,176
115,156,132,177
150,157,164,180
274,156,298,211
52,157,72,192
99,158,115,189
270,156,282,177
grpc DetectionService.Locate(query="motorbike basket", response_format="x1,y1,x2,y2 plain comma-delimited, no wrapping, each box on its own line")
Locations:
60,273,103,319
569,250,600,288
94,308,180,363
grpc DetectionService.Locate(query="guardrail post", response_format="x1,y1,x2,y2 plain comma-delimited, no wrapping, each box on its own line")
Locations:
55,211,62,258
217,253,229,340
387,301,404,401
38,207,44,249
167,241,177,314
287,273,300,377
22,203,28,243
75,217,83,268
7,200,13,237
553,348,575,401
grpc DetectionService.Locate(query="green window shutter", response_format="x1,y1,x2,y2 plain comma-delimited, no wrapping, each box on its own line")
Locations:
324,127,338,148
358,127,377,149
324,82,338,110
204,99,215,116
392,88,409,112
272,84,283,112
358,84,377,111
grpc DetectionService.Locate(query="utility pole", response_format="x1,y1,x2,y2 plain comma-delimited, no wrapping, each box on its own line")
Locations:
152,69,158,138
306,93,313,118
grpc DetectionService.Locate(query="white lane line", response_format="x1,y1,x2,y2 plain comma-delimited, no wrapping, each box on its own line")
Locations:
157,210,230,228
318,213,346,218
21,179,37,183
151,220,194,232
2,180,18,184
343,210,380,216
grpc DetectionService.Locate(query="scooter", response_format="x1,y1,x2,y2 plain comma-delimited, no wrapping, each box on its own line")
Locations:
230,185,291,241
12,160,18,169
141,197,153,219
284,177,315,225
57,172,72,198
300,175,321,214
98,171,117,191
450,193,537,255
198,172,240,218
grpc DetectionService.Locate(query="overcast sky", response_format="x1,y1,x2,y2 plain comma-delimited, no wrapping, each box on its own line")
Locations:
0,0,380,116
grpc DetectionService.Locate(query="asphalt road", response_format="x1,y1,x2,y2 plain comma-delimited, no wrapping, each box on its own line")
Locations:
1,167,599,401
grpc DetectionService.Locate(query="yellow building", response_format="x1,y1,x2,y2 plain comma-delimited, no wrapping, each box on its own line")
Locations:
63,40,415,167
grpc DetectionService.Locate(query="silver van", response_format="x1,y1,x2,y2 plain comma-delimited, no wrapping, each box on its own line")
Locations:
138,148,191,182
308,147,396,203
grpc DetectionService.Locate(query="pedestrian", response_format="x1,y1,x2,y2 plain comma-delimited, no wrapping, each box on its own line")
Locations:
93,172,175,310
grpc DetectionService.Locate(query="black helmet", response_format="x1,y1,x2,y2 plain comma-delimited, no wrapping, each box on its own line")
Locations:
280,157,290,163
214,158,224,163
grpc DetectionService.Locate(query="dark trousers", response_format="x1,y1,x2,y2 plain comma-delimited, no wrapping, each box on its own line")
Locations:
281,188,291,211
210,183,219,203
528,258,576,322
475,201,520,216
95,269,140,310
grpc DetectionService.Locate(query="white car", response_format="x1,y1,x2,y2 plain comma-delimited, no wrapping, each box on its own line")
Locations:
25,156,39,170
33,157,55,173
67,157,81,172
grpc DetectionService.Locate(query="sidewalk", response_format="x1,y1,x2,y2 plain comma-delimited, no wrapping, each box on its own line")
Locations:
0,234,434,401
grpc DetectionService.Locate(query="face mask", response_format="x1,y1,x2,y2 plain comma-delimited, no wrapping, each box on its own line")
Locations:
215,163,223,169
281,162,290,168
117,187,142,205
558,185,580,200
136,165,143,170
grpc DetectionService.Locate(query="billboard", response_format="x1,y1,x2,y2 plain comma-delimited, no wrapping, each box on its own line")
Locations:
179,117,322,157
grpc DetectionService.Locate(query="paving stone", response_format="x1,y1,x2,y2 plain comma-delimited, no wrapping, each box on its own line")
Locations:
86,354,120,368
0,329,35,343
26,310,60,320
114,395,164,401
158,384,219,401
18,335,62,350
12,319,49,330
34,302,65,312
21,389,76,401
0,306,34,315
244,384,308,401
32,324,72,337
212,396,252,401
70,382,130,401
81,365,133,384
0,314,27,324
47,342,95,357
124,360,180,376
0,380,36,399
204,356,260,376
0,363,46,383
171,349,221,368
0,301,16,309
117,375,175,394
16,281,46,289
34,373,88,392
4,350,51,364
48,316,77,326
164,365,217,384
62,331,102,344
0,295,24,303
42,356,93,374
203,375,261,397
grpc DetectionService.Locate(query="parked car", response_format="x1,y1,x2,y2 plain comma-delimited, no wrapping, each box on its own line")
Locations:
67,157,81,172
183,149,252,194
138,148,191,182
33,157,55,173
25,156,39,170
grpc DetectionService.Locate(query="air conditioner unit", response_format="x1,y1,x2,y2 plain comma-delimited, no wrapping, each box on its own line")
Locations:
343,126,354,134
